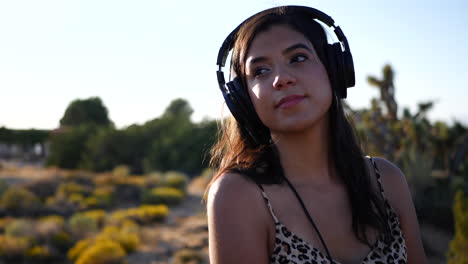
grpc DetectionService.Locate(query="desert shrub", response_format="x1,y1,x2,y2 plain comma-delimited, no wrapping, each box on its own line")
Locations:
93,173,116,186
83,196,100,209
447,191,468,263
81,210,107,228
68,213,98,239
173,248,204,264
5,219,36,238
56,182,91,198
68,238,93,262
52,231,73,252
164,171,189,191
75,239,126,264
44,195,79,216
24,179,59,201
35,217,64,242
109,205,168,225
1,186,41,215
120,219,139,234
113,165,130,178
0,178,9,197
63,171,94,186
25,245,54,261
98,226,140,253
0,235,31,259
135,205,169,224
92,186,114,207
0,217,14,232
144,171,164,188
117,176,145,187
69,193,86,207
143,186,184,206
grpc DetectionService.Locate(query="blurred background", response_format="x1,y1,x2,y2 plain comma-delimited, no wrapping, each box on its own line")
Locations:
0,0,467,263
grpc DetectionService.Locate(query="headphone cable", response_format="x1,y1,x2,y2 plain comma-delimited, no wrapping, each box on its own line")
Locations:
282,176,334,262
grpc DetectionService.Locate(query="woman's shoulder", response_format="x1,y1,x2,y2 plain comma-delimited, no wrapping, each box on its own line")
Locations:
207,171,268,221
206,172,272,262
364,156,410,214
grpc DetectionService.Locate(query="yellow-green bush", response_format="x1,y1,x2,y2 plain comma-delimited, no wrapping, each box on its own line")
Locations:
97,226,140,253
109,205,168,225
113,165,130,178
136,205,169,224
0,217,15,232
5,219,36,238
68,238,93,262
68,213,98,239
0,178,9,197
83,196,100,209
81,210,107,228
173,248,204,264
75,239,126,264
447,191,468,263
52,231,73,251
93,173,116,186
36,215,65,240
92,186,114,207
26,245,53,260
0,235,31,259
63,171,94,184
1,186,41,213
164,171,189,191
144,171,164,188
56,182,91,198
120,219,139,234
143,186,184,206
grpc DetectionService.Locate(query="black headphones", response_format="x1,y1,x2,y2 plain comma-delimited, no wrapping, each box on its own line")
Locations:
216,5,355,146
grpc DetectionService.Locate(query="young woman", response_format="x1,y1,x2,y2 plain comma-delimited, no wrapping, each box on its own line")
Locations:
206,6,427,264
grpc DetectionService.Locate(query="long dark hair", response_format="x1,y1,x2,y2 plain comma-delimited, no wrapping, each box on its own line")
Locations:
207,6,391,246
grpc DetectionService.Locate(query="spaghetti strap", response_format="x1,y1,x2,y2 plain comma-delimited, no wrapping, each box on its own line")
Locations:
367,156,388,201
256,184,280,224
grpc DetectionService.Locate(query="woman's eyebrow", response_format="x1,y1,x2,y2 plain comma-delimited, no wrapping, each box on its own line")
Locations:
247,43,313,66
283,43,313,55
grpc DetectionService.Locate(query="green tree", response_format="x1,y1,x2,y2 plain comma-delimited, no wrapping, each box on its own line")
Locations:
60,97,112,127
46,125,98,169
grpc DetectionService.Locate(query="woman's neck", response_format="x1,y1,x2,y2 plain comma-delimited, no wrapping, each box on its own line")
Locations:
272,118,336,185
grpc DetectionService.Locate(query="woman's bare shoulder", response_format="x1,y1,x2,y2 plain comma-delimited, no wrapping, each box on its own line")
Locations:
207,172,264,209
365,157,408,209
207,172,271,263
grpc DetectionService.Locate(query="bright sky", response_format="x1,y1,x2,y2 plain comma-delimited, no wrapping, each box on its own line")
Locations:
0,0,466,130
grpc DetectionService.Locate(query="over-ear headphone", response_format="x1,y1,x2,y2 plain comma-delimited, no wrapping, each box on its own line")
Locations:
216,5,355,146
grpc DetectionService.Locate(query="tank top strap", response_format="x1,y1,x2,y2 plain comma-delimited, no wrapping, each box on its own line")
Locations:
367,156,389,201
256,184,280,224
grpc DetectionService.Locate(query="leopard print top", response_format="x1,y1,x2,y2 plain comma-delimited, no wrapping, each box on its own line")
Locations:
257,157,407,264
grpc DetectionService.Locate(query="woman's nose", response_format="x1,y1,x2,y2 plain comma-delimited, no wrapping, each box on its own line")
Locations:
273,69,296,90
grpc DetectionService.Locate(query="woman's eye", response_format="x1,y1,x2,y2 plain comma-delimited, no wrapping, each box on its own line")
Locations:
254,67,270,76
291,54,308,63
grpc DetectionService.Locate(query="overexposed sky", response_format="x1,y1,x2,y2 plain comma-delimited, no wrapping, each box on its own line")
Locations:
0,0,466,129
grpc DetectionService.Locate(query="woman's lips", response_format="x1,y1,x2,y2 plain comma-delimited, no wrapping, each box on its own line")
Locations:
276,95,306,109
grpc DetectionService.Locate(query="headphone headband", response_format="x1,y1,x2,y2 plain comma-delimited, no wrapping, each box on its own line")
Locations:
216,6,347,68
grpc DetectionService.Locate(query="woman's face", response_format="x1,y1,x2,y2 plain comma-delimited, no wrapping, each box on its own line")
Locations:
244,24,332,135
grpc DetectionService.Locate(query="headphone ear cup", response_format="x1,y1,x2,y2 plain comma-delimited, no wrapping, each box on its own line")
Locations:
229,77,254,119
343,51,355,88
225,77,271,146
326,44,344,99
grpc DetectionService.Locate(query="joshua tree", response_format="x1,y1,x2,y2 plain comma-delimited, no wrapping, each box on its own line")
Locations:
367,64,399,121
